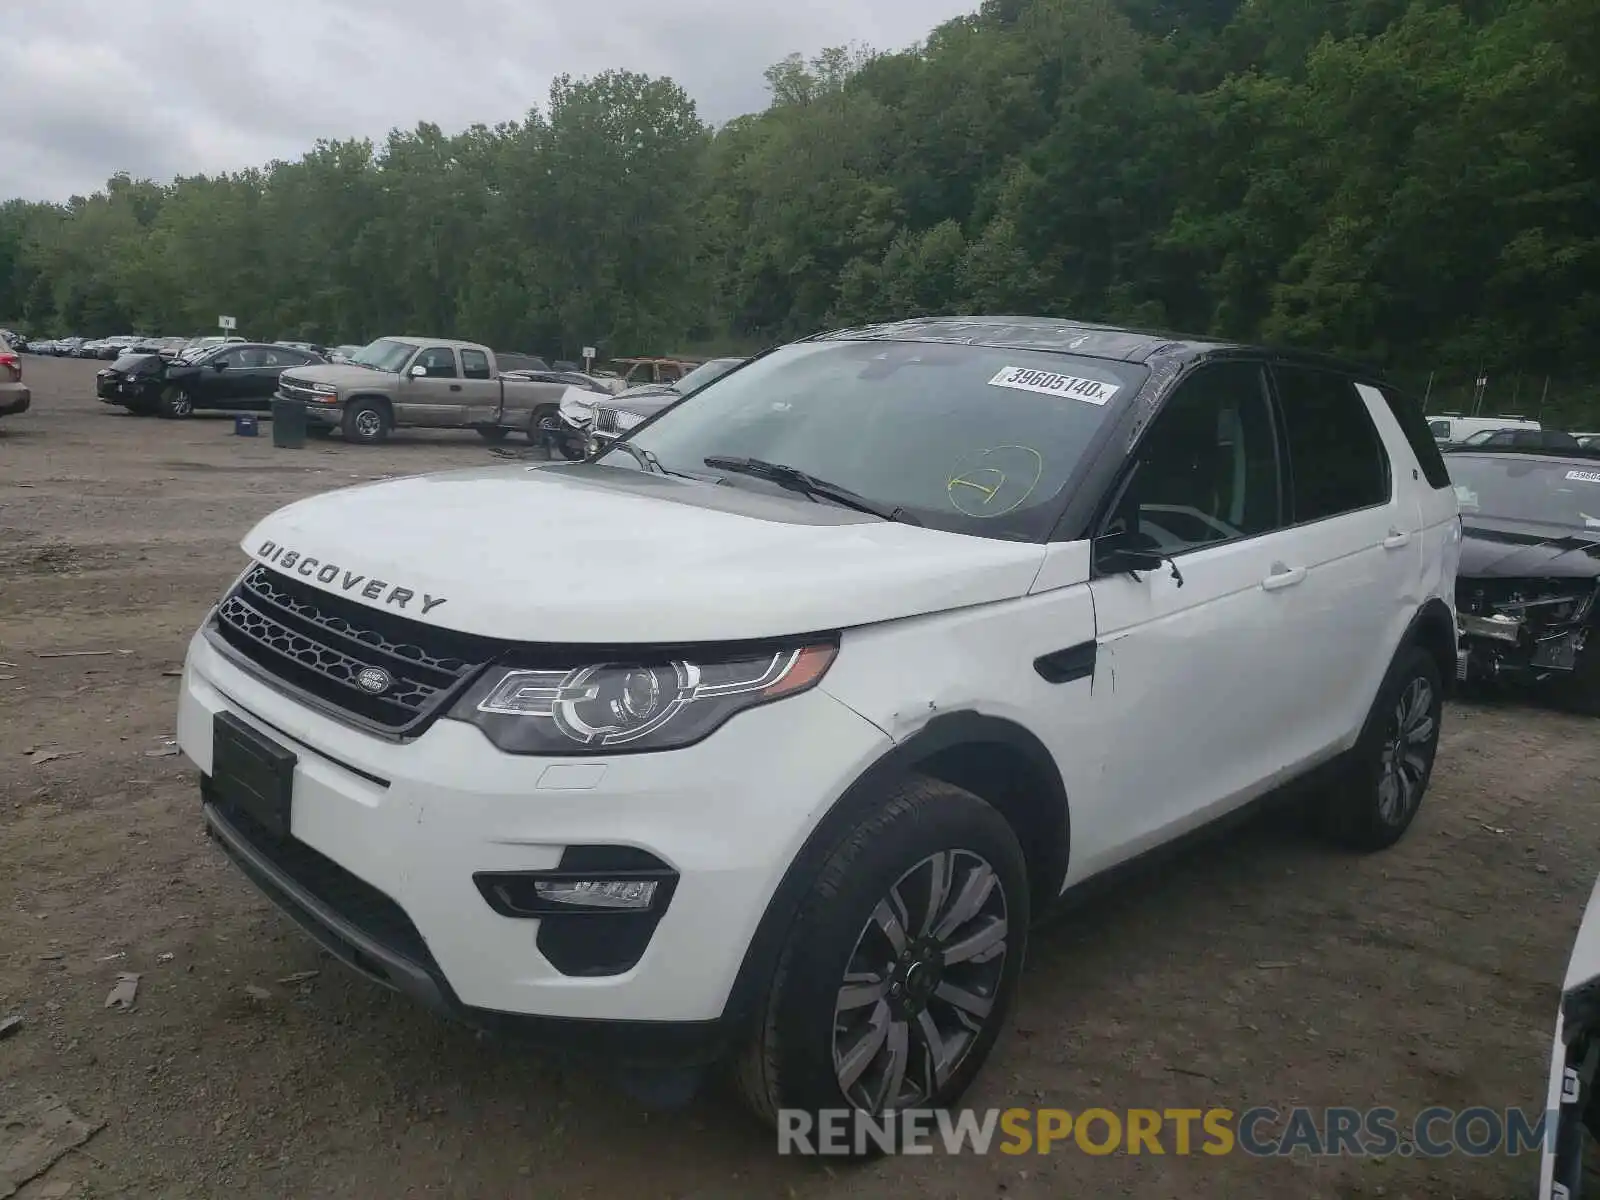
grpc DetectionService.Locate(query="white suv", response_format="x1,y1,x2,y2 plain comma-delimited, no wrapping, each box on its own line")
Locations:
175,317,1460,1125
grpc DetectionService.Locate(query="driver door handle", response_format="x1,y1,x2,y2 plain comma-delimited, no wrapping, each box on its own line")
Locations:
1261,563,1307,592
1383,528,1412,550
450,384,462,392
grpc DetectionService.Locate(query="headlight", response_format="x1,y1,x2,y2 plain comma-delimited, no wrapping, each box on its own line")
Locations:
311,382,338,396
450,642,837,754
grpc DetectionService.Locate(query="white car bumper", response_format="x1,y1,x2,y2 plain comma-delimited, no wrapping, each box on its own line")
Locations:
176,627,890,1055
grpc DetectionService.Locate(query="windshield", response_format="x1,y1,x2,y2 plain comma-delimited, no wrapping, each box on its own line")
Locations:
673,357,744,395
1449,456,1600,529
597,339,1143,541
353,338,418,372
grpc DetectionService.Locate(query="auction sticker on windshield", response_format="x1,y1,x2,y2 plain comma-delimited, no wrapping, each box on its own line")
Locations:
1565,470,1600,483
988,367,1120,405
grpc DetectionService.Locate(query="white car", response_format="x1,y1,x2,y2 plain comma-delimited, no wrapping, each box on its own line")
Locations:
175,316,1460,1127
1540,874,1600,1197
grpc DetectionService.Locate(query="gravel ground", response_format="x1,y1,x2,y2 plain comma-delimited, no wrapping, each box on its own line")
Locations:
1,355,1595,1198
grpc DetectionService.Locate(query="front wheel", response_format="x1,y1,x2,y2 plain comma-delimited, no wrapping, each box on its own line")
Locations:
156,385,193,419
735,777,1029,1142
1317,645,1443,850
342,400,391,444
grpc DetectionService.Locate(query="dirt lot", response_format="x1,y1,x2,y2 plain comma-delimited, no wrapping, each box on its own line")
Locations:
1,354,1595,1198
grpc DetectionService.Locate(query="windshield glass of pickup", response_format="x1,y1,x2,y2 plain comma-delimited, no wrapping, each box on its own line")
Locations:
1448,455,1600,529
353,339,419,372
600,339,1144,541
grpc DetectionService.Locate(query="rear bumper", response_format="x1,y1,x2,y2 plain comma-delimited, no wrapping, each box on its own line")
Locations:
0,384,30,416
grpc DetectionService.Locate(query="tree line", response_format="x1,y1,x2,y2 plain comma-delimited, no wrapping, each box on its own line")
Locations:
1,0,1596,412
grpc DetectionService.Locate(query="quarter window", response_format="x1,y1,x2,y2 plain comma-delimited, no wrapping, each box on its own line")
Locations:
1274,366,1391,522
461,349,491,380
1103,362,1283,554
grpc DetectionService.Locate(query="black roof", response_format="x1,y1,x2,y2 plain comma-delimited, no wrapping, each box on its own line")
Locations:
816,314,1382,377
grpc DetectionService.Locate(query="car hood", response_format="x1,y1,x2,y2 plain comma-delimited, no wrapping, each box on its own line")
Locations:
611,392,679,418
240,464,1051,643
280,363,397,389
1459,517,1600,580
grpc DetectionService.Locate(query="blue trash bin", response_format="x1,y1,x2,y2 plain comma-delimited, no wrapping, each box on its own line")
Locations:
234,415,259,437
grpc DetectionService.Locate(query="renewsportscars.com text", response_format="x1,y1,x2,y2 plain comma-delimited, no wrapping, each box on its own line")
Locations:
778,1106,1555,1158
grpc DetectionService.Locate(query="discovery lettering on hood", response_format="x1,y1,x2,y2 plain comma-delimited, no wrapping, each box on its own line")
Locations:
254,540,447,615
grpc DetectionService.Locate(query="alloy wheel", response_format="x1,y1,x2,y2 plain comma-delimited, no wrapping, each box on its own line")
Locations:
831,849,1008,1113
354,409,382,439
1377,675,1435,824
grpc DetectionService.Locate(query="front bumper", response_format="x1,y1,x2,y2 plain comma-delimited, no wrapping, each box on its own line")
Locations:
1457,616,1592,683
0,384,29,416
175,627,890,1049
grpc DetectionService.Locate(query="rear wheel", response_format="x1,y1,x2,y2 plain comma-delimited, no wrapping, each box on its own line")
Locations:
342,399,390,444
156,385,193,419
735,776,1028,1145
1317,646,1443,850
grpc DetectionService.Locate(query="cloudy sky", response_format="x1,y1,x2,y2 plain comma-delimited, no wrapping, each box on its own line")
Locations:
1,0,977,203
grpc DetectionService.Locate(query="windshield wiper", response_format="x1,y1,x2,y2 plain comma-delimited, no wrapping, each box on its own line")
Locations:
703,456,921,525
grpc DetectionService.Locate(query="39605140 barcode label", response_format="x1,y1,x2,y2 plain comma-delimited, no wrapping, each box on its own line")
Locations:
987,366,1121,405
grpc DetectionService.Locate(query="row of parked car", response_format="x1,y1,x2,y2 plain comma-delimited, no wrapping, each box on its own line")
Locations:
82,333,735,445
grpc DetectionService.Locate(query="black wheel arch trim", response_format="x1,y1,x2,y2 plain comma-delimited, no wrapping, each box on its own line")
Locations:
717,710,1071,1032
1401,597,1457,695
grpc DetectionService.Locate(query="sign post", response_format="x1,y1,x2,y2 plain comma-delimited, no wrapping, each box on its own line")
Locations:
582,345,596,375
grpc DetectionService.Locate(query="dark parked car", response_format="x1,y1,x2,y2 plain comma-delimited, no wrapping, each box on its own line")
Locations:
1451,449,1600,708
1447,428,1596,455
98,342,326,418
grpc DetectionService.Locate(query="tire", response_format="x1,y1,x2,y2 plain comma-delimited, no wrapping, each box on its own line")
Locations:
734,776,1029,1147
156,385,194,419
476,426,509,444
342,399,390,444
1317,645,1443,851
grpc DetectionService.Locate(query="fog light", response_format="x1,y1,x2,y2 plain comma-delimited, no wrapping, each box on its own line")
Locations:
533,879,658,910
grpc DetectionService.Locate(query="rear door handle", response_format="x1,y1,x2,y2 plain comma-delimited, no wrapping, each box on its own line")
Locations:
1261,563,1307,592
450,384,462,392
1383,528,1412,550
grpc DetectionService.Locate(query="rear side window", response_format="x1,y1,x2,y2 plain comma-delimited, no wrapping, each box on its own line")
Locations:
1383,389,1454,488
1273,366,1391,522
461,349,491,380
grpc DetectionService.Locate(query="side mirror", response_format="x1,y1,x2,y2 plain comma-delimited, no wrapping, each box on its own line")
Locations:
409,364,427,378
212,359,228,372
1094,531,1165,576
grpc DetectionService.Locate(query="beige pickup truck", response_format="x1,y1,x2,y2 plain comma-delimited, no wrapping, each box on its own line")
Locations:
277,337,565,445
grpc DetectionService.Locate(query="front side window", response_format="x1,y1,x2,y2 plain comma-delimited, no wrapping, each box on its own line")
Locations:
1102,362,1283,555
603,339,1145,541
460,349,492,380
1274,365,1391,523
415,347,458,378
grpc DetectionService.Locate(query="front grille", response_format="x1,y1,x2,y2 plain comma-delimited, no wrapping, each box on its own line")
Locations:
278,376,321,403
212,565,500,734
210,785,437,971
593,406,619,434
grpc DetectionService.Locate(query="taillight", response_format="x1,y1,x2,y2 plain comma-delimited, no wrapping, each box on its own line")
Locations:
0,351,18,380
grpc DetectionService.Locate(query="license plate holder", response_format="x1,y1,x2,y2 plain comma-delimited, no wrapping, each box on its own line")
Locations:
211,712,296,839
